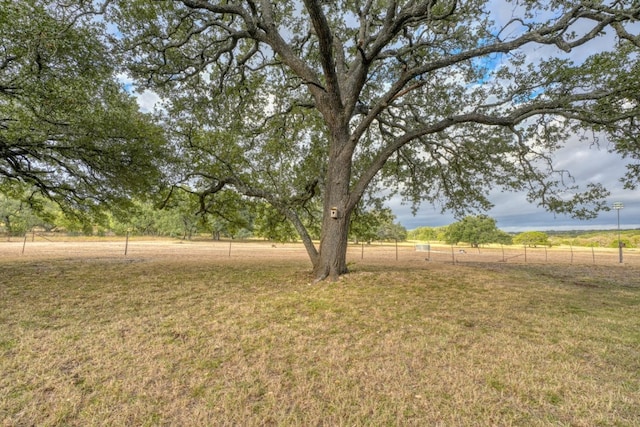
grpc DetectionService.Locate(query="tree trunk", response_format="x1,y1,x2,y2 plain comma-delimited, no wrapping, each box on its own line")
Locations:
4,216,11,241
313,207,351,281
311,128,354,281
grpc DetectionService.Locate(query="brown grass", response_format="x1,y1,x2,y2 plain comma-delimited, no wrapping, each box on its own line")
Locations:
1,239,639,426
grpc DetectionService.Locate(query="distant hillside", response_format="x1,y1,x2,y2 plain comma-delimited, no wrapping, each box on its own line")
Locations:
546,229,640,248
408,226,640,248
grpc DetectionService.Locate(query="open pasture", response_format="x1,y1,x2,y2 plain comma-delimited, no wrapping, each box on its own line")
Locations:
1,239,639,426
3,235,640,266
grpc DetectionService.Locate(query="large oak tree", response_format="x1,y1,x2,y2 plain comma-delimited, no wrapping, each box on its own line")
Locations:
110,0,640,280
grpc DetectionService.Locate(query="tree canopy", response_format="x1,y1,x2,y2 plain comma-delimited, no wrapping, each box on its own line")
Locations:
350,207,407,243
408,226,443,242
23,0,640,279
444,215,512,247
0,0,169,217
513,231,551,247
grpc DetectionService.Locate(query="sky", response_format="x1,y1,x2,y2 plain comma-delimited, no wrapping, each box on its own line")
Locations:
388,145,640,232
127,2,640,233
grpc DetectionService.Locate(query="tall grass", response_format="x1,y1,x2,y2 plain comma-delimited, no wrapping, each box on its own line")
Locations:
1,255,639,426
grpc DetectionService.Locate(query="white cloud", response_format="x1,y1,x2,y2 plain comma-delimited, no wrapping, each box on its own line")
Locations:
135,90,161,113
117,73,162,113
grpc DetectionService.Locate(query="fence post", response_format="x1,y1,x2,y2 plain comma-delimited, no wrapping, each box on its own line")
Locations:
395,239,398,261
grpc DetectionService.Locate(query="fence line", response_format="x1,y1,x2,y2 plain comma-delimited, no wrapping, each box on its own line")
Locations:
410,243,638,266
1,236,639,267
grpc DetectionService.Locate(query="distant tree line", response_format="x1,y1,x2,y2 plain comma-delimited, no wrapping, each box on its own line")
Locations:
0,191,407,243
408,215,639,249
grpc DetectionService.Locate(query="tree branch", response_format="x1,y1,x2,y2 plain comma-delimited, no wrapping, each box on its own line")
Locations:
350,3,640,145
348,88,634,211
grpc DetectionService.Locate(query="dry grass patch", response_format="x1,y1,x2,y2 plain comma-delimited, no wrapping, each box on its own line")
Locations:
1,255,639,426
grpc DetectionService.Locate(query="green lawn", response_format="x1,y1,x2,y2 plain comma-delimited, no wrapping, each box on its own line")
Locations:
1,256,639,426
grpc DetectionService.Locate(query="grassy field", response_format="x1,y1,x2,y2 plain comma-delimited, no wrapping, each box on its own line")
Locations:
1,240,639,426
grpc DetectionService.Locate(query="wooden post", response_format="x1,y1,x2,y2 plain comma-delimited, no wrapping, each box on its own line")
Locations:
124,231,129,256
21,234,27,255
395,239,398,261
570,245,574,264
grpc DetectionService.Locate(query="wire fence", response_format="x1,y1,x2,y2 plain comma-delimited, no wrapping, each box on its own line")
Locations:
348,241,640,267
1,233,639,267
409,243,638,266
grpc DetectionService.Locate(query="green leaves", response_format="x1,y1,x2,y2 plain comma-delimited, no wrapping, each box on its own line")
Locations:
513,231,550,247
444,215,513,247
1,1,170,213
